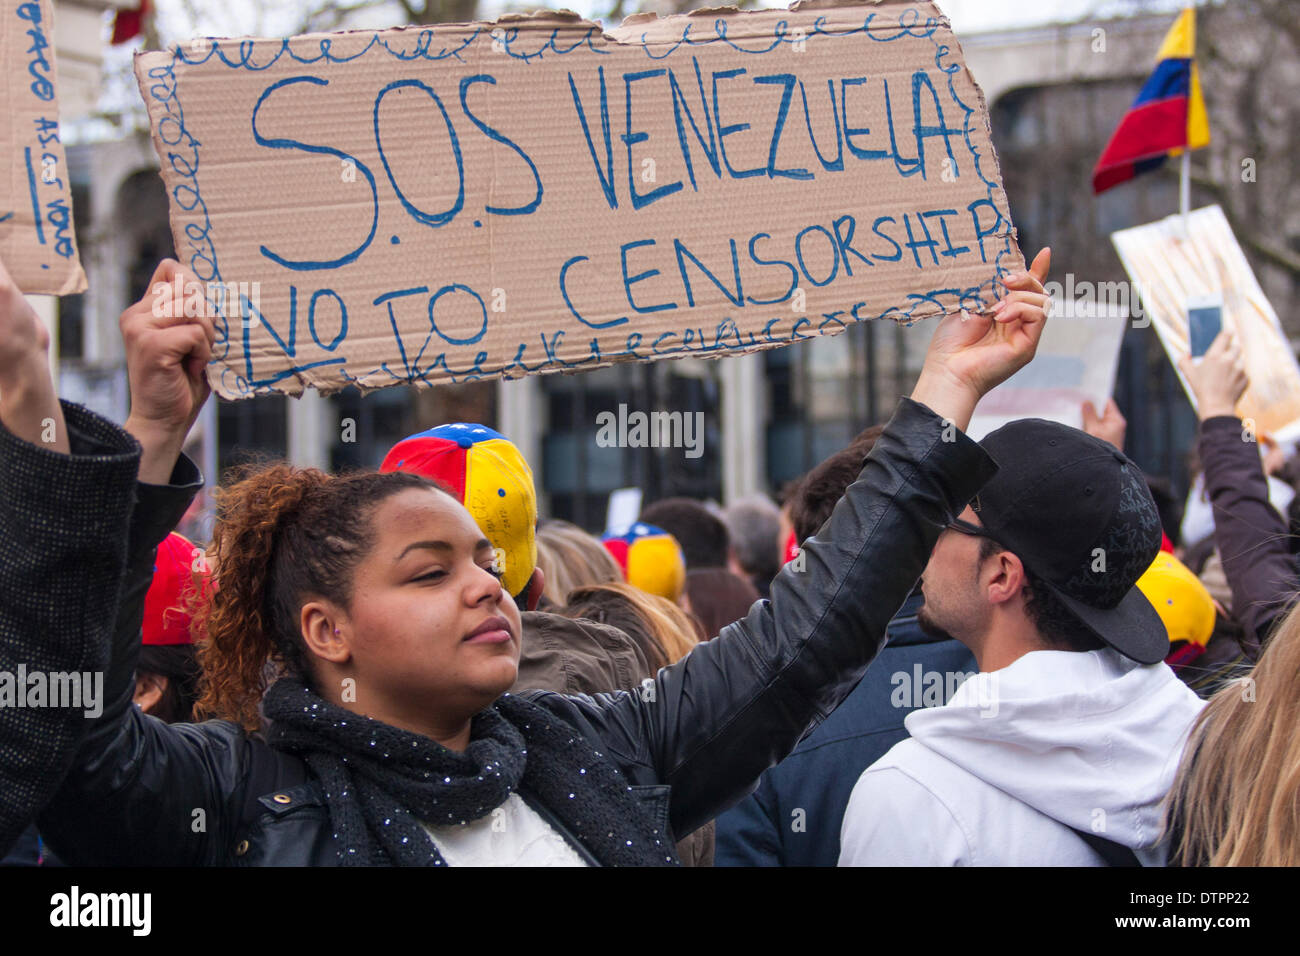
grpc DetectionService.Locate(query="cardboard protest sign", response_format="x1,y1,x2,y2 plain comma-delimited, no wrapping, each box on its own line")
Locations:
135,0,1021,399
1112,205,1300,442
967,299,1127,441
1,0,86,294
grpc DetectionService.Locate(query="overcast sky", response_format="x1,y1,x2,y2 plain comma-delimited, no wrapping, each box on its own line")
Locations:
916,0,1193,34
84,0,1199,131
146,0,1203,43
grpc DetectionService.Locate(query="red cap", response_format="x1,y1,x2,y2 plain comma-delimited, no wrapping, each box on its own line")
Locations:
783,529,800,564
142,532,209,646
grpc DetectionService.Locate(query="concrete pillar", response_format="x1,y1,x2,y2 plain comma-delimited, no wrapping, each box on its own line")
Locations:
719,351,764,503
497,374,542,475
195,398,217,484
286,387,331,469
27,295,59,389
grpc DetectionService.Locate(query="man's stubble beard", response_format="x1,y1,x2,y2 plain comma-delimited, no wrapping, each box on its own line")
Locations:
916,598,958,642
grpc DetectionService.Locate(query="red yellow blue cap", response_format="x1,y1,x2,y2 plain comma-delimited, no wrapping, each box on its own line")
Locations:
602,523,686,603
380,424,537,598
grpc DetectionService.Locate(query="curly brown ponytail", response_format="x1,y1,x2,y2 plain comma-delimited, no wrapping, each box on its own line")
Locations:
194,462,446,731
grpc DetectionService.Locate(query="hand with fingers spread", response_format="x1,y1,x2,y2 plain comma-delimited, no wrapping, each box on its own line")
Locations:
911,247,1052,432
1179,330,1249,421
122,259,216,483
0,256,68,452
1082,398,1127,452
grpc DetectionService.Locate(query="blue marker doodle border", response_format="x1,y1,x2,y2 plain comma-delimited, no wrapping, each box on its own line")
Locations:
142,6,1017,397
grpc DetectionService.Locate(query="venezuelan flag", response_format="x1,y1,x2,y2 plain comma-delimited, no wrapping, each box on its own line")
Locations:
1092,8,1210,194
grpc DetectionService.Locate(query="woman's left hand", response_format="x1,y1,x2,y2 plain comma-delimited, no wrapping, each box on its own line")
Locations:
0,255,67,452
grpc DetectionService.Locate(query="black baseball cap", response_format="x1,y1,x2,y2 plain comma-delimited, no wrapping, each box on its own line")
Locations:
972,420,1167,664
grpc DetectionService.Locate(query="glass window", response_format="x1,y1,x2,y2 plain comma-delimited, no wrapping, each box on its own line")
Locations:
218,394,288,477
57,183,91,361
763,321,880,490
539,361,722,531
329,386,419,472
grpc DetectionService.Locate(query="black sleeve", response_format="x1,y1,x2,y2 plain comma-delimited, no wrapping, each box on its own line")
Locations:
1199,416,1299,655
38,434,266,867
532,397,998,838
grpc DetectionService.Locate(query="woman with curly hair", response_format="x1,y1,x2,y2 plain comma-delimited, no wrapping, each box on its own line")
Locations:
31,255,1051,866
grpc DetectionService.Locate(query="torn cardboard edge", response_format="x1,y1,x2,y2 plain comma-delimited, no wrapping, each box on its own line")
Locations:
1,0,87,295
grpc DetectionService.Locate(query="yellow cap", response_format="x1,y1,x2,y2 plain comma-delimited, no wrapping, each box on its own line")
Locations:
1135,552,1215,648
602,524,686,603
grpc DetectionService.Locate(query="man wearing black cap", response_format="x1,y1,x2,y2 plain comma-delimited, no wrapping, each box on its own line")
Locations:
838,421,1206,866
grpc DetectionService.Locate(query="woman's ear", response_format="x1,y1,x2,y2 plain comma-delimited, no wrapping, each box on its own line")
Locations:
133,672,168,715
525,567,545,612
300,600,352,664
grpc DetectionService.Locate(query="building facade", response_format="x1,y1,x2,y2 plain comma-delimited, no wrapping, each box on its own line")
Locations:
56,9,1295,536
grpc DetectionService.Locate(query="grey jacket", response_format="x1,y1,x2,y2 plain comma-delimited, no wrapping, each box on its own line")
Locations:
512,611,654,698
0,403,141,855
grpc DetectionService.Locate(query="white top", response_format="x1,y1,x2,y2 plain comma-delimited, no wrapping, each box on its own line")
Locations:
419,792,589,867
839,647,1206,866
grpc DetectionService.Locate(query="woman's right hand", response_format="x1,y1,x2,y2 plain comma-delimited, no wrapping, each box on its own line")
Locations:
0,258,49,376
1179,331,1249,421
0,255,67,452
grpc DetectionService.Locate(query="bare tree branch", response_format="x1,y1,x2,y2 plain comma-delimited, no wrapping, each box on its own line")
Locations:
604,0,629,27
1184,170,1300,279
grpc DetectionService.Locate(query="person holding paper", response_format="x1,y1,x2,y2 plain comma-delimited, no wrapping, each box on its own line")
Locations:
30,252,1050,866
1081,398,1127,452
1178,331,1299,657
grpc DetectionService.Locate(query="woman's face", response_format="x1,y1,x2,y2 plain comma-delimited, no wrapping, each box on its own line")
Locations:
328,487,523,736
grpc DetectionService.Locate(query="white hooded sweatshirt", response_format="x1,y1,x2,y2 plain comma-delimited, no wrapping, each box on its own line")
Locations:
838,647,1206,866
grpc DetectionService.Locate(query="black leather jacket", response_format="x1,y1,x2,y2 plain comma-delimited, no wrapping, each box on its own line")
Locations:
39,398,996,866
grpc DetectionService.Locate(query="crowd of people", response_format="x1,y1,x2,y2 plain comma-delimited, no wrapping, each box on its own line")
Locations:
1,243,1297,867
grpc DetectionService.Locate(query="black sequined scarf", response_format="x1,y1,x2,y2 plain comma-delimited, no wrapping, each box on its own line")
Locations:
262,678,677,867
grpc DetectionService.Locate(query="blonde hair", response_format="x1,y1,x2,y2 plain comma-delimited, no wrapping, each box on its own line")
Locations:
1166,594,1300,865
564,582,702,669
535,520,622,607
